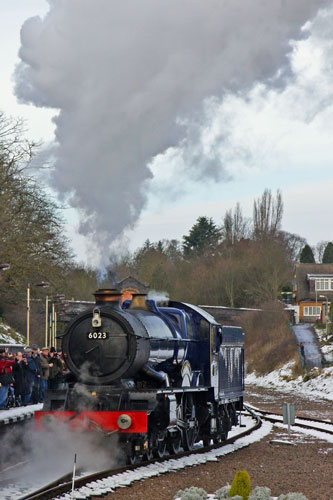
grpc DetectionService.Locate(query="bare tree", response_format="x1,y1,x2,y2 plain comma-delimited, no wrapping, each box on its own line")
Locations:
221,203,250,245
253,188,283,240
316,240,329,263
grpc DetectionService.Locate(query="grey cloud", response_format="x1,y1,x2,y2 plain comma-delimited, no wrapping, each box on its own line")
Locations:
14,0,331,259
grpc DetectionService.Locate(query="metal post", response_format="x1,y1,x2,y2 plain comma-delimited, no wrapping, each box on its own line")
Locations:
71,453,77,499
287,403,291,436
52,303,55,348
319,295,329,338
45,296,49,347
283,402,295,437
27,283,30,346
55,311,57,350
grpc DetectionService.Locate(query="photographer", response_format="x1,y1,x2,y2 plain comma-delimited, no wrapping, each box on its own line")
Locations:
40,347,52,401
0,347,15,409
23,347,38,405
48,347,63,390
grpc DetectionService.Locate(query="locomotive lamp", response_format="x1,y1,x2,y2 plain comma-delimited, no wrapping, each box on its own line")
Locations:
92,308,102,328
117,414,132,430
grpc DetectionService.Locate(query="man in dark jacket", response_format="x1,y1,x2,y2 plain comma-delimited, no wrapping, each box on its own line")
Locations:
23,347,38,405
40,347,52,402
0,348,15,409
31,345,42,403
48,347,63,390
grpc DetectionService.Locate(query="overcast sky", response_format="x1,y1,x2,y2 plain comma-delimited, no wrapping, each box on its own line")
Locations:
1,0,333,267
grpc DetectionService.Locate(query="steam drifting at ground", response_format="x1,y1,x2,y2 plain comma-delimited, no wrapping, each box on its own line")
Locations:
1,420,122,496
14,0,331,262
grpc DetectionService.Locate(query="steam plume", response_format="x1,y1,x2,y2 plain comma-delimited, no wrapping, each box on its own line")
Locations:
14,0,330,260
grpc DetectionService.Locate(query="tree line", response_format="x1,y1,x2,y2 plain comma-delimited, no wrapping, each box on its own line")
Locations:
0,111,99,339
109,190,333,308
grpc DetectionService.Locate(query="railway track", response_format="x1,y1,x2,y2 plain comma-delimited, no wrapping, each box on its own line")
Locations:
245,403,333,436
9,412,262,500
8,405,332,500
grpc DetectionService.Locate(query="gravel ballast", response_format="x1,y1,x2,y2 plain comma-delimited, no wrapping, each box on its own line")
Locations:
96,385,333,500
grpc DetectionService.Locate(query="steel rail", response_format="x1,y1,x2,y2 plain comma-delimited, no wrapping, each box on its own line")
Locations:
244,403,333,435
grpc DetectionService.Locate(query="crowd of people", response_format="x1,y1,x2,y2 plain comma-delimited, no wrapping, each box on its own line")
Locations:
0,345,66,410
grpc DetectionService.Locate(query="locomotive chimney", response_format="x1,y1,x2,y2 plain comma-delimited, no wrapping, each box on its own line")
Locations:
93,288,122,308
129,293,149,311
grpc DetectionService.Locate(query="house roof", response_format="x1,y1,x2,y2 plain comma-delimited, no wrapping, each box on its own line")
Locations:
116,276,150,293
295,263,333,301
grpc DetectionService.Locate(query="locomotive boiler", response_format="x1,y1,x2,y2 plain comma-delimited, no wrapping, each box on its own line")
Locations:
36,289,244,462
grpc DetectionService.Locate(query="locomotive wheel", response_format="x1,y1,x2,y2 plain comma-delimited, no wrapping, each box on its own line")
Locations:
167,432,182,455
153,433,167,458
182,394,199,451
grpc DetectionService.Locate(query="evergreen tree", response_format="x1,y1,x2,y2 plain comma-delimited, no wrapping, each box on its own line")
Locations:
300,244,315,263
182,216,221,256
322,242,333,263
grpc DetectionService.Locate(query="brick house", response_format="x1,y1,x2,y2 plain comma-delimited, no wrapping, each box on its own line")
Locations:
293,263,333,323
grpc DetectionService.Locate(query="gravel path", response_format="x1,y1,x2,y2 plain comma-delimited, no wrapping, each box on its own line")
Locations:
96,385,333,500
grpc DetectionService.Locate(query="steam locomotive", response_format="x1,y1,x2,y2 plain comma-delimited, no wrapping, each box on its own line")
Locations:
35,289,244,462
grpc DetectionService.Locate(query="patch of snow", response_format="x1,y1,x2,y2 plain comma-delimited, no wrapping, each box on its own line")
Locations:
245,362,333,401
0,403,43,423
273,422,333,443
0,321,25,344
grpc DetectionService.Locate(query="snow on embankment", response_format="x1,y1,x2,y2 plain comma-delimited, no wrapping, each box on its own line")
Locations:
246,362,333,401
0,320,25,344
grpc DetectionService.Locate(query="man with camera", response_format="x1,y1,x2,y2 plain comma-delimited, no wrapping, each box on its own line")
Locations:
48,347,63,390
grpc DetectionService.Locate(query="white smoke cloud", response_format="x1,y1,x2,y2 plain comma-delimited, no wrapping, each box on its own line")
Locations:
165,6,333,184
14,0,332,262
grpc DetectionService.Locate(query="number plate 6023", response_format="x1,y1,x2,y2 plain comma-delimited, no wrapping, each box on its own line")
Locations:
87,332,109,339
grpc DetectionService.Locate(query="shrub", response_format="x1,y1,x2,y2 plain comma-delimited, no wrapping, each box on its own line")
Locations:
302,368,321,382
215,485,231,499
173,487,207,500
248,486,272,500
229,470,251,500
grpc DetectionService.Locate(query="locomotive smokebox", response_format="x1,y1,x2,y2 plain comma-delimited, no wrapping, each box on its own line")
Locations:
61,289,150,385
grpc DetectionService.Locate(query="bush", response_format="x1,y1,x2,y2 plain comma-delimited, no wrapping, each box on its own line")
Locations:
248,486,272,500
173,487,207,500
229,470,251,500
215,485,231,499
302,368,321,382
